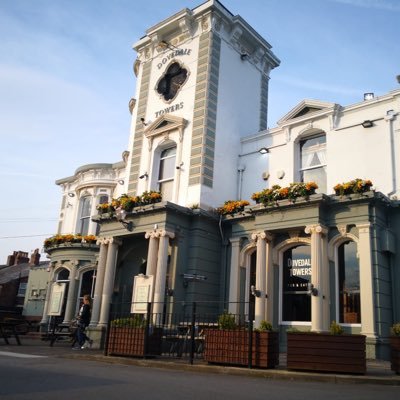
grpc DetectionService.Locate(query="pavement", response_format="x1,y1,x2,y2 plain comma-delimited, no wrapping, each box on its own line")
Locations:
1,337,399,386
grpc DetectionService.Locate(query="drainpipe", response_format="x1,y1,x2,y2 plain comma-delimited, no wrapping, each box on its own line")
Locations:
219,214,229,307
385,110,398,197
237,165,245,199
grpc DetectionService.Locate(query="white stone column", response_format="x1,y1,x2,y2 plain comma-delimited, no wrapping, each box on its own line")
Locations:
63,261,79,323
144,231,160,278
251,232,267,328
228,237,241,315
305,224,328,332
152,230,175,318
90,238,109,327
98,238,121,326
265,233,274,323
357,223,377,338
40,264,56,325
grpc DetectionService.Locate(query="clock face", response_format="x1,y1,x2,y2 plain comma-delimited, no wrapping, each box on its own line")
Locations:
157,62,188,101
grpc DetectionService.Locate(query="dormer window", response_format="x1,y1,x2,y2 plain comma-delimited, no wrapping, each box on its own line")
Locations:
299,134,326,193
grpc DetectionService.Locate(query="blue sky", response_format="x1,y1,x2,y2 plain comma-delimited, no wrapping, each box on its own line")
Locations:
0,0,399,263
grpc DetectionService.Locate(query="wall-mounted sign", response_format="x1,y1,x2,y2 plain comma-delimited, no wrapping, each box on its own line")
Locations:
131,274,154,314
154,101,184,118
48,282,66,316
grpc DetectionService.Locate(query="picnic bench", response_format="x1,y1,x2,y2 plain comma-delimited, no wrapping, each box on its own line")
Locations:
46,322,77,347
0,319,27,345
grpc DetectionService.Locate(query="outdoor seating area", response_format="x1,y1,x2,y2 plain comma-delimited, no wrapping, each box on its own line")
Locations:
0,308,29,346
106,302,224,362
41,317,77,347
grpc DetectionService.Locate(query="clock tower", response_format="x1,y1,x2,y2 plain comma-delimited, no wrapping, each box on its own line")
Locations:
126,0,279,209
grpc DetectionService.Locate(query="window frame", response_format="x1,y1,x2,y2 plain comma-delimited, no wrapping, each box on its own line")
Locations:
157,145,177,201
336,240,361,326
280,245,312,324
77,195,92,235
298,133,327,193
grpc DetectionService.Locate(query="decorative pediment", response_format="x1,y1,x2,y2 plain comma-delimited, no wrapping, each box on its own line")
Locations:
143,115,187,150
277,100,337,125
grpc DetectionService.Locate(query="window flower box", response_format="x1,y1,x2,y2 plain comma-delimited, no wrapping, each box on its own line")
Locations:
44,234,97,249
217,200,250,216
251,182,318,206
334,179,373,196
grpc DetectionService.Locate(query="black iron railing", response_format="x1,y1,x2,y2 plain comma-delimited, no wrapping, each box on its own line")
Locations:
105,301,261,366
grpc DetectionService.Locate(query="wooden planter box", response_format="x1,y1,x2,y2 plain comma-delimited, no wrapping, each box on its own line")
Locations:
390,336,400,374
287,332,366,374
107,327,162,357
203,329,279,369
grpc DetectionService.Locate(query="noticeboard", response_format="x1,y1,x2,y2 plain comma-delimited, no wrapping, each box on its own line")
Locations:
48,282,66,316
131,274,154,314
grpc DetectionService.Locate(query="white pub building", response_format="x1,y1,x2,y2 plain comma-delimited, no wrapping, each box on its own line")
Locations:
42,0,400,359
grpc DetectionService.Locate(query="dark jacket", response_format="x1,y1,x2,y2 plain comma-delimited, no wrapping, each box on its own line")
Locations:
78,303,91,326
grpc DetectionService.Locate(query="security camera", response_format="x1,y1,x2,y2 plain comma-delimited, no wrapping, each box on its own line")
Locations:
139,173,148,179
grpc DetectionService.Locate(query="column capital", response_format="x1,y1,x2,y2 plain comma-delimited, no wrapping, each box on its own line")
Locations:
108,237,122,246
251,231,273,242
305,224,328,236
96,237,122,246
156,229,175,239
145,230,159,239
96,237,110,245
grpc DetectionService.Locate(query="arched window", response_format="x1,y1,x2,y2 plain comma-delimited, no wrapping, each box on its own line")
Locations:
78,196,91,235
338,241,361,324
300,134,326,193
282,245,311,322
76,269,96,314
56,269,70,281
158,146,176,201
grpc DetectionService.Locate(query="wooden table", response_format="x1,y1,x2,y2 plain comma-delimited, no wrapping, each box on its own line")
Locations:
47,322,76,347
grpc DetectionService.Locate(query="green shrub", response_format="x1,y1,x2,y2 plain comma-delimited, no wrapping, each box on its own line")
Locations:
255,320,273,332
217,311,237,330
110,315,145,328
286,327,302,333
391,323,400,336
330,320,344,335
